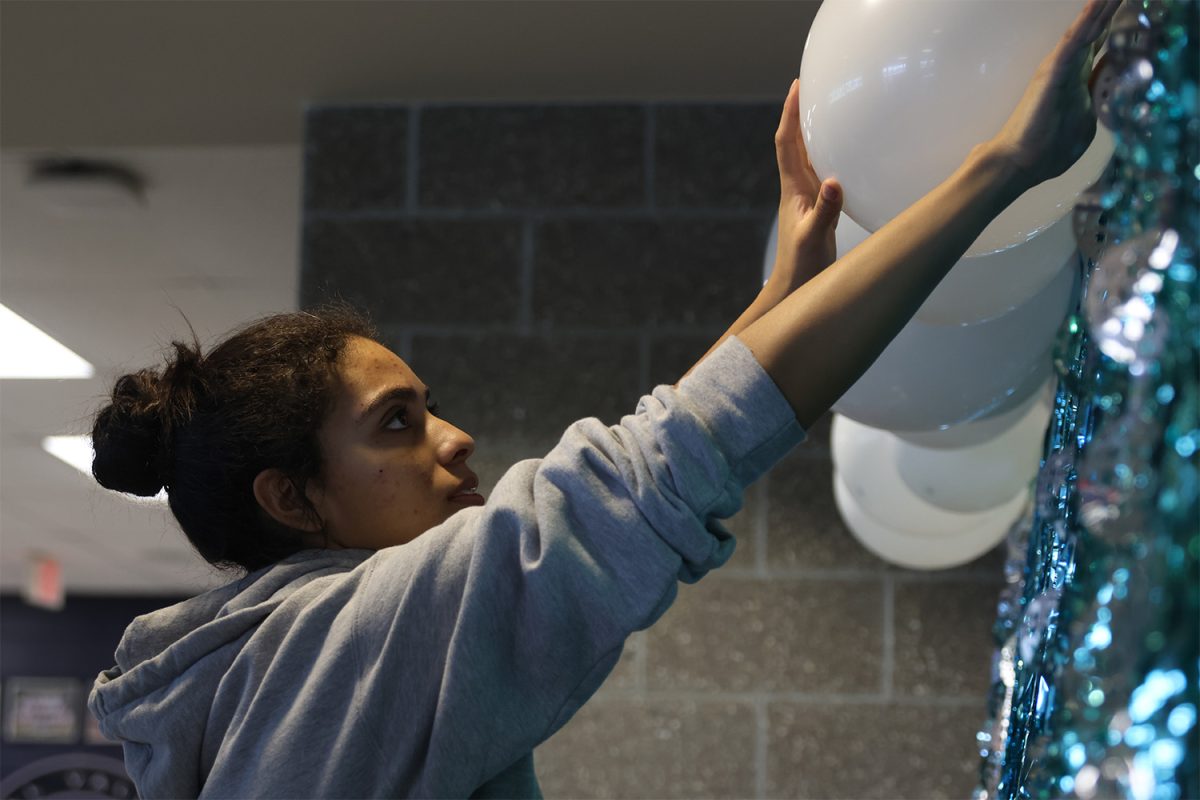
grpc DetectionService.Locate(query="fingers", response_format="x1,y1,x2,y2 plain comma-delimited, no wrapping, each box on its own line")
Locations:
776,78,819,196
776,79,799,144
1046,0,1119,83
1065,0,1121,51
775,79,804,178
812,179,843,228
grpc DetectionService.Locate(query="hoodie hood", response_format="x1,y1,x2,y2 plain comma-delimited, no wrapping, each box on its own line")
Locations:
88,549,373,798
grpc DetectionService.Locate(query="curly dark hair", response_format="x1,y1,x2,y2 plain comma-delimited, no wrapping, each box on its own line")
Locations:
91,303,379,573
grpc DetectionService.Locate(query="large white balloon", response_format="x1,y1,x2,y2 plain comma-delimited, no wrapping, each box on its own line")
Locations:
895,382,1054,513
765,209,1080,325
830,413,1029,569
831,413,1029,539
832,472,1027,570
914,213,1080,324
895,379,1052,450
799,0,1114,256
831,255,1076,432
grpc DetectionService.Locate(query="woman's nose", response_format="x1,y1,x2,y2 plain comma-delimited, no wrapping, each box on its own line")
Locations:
436,417,475,465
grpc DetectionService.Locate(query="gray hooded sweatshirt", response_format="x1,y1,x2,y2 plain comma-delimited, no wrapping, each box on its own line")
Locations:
88,336,806,798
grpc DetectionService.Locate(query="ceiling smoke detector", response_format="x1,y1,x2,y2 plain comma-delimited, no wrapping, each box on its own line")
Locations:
25,156,147,217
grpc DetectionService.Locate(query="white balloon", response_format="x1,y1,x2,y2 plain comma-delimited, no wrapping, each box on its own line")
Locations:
831,413,1029,539
895,382,1054,513
764,205,1076,324
823,212,1083,326
970,129,1113,256
832,471,1026,570
894,378,1052,450
915,212,1080,324
831,252,1077,432
798,0,1114,256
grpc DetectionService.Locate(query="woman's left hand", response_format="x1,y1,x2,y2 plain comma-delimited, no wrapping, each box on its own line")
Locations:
986,0,1120,190
769,78,844,296
680,79,846,380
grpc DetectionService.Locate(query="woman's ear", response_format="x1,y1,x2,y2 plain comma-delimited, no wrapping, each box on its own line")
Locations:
252,468,323,533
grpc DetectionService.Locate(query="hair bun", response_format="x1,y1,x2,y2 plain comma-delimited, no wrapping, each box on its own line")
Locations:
92,341,204,497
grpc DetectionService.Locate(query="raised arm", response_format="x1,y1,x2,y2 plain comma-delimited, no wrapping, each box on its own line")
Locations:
686,79,844,375
730,0,1119,430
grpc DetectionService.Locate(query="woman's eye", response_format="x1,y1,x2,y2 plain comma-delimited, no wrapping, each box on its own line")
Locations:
384,399,438,431
384,409,410,431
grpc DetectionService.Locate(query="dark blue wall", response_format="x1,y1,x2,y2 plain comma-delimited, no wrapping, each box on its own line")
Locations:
0,594,187,780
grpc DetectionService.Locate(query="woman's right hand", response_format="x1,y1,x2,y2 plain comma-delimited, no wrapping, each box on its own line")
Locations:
986,0,1120,190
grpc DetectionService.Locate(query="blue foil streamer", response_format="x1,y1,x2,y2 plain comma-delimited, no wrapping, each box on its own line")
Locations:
974,2,1198,798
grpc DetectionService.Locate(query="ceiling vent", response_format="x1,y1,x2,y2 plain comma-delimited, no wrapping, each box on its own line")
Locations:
25,156,147,217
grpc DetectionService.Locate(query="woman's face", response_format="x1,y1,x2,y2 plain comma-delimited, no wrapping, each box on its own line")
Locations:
305,336,481,550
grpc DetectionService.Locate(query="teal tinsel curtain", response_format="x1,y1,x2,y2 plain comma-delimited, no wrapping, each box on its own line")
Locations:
974,1,1199,799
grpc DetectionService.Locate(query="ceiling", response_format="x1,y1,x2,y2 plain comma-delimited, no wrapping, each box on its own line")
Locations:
0,146,303,596
0,0,820,596
1,0,820,149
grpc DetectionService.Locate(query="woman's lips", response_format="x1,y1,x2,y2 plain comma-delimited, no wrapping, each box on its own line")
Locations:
449,492,485,506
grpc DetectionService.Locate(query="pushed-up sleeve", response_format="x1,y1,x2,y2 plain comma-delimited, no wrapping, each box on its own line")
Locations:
350,335,805,797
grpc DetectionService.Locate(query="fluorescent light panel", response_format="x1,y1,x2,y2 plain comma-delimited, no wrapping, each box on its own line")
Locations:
0,303,94,379
42,434,168,504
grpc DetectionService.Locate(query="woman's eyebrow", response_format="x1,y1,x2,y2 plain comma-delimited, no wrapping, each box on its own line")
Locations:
357,386,430,425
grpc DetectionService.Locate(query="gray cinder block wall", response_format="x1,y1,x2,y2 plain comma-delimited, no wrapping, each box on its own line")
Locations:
301,102,1006,799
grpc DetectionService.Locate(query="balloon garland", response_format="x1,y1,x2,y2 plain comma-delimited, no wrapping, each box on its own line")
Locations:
974,2,1198,799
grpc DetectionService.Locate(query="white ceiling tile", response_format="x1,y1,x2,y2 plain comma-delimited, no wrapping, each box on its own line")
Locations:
1,148,301,593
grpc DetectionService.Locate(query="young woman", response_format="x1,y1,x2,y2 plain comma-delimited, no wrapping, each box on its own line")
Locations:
87,2,1118,796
